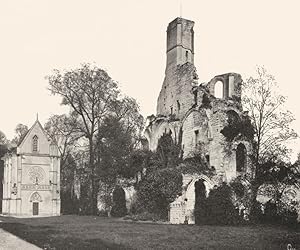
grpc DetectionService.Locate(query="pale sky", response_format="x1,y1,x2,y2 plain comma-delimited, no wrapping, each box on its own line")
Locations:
1,0,300,158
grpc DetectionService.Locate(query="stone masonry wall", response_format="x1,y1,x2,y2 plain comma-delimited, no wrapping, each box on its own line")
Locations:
156,63,197,119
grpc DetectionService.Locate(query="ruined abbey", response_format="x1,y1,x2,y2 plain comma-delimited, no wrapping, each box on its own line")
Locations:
144,17,253,224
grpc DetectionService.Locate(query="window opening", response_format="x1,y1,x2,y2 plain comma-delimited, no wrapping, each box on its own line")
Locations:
214,81,224,99
32,135,38,152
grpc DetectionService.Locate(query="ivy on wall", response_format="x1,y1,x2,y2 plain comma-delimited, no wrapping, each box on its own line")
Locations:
221,115,254,142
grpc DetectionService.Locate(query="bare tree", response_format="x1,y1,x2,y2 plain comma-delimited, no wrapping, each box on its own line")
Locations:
243,66,298,166
242,66,298,212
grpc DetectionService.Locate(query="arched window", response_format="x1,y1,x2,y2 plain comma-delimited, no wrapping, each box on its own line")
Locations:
194,179,206,224
30,192,42,202
32,135,38,152
236,144,246,172
227,110,241,124
214,81,224,99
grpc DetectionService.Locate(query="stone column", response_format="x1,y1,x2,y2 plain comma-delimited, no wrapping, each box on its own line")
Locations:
16,155,22,214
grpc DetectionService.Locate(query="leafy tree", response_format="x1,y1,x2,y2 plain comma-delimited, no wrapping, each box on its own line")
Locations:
47,63,120,214
242,66,298,214
11,124,29,145
45,114,88,214
256,160,300,203
45,114,82,166
155,131,182,169
0,130,8,156
96,115,134,182
96,97,144,180
221,115,254,142
47,64,144,215
110,96,144,147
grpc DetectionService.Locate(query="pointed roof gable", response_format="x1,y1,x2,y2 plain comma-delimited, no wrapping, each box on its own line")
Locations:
17,119,52,155
18,120,49,148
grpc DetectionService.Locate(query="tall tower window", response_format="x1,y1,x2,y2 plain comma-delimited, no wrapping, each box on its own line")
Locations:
32,135,38,152
214,81,224,99
194,130,199,146
193,90,198,105
177,100,181,112
185,51,189,61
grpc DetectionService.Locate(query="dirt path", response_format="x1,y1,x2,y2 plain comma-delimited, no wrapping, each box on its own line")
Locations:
0,228,41,250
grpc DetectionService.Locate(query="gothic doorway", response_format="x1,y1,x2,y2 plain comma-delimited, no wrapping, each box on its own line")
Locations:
30,192,42,216
194,179,207,224
33,202,39,215
111,186,127,217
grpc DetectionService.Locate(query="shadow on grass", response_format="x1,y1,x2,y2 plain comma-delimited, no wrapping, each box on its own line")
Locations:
0,222,130,250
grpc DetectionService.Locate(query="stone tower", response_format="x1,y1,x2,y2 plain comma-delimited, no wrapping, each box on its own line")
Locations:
144,17,253,224
156,17,197,120
166,17,194,68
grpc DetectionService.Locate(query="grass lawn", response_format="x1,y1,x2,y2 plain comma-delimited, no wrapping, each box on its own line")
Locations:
0,215,299,250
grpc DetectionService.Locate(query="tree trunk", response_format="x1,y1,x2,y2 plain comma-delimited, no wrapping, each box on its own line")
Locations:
89,138,98,215
249,181,260,214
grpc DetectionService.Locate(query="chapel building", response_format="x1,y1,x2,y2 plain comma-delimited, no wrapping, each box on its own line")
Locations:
1,119,60,217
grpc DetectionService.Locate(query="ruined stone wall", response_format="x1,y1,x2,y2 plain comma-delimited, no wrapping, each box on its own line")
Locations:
156,63,197,119
144,17,254,224
207,73,242,100
144,119,181,151
169,174,217,224
181,109,210,158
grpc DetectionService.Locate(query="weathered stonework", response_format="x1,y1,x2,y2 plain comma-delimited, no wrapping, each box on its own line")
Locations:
1,120,61,217
145,17,253,224
97,178,136,216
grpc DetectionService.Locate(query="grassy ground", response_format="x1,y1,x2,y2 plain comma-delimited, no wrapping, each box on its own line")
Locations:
0,215,299,250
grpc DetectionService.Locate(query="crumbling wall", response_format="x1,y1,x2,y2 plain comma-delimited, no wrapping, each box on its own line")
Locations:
144,118,181,151
144,17,255,224
181,109,210,158
169,174,217,224
156,63,198,120
207,73,242,100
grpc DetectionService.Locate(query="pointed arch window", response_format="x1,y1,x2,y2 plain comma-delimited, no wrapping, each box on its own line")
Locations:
236,143,247,172
32,135,38,152
30,192,42,202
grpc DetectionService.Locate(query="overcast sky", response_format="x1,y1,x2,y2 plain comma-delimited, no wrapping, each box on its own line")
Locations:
1,0,299,158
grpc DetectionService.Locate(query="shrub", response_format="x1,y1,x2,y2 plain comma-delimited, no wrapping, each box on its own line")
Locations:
261,200,298,226
263,201,279,224
221,116,254,142
135,168,182,220
249,200,264,223
205,183,241,225
279,207,298,226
